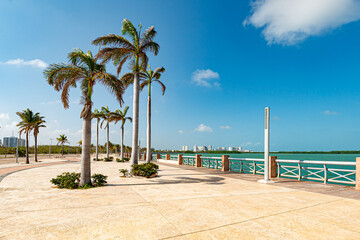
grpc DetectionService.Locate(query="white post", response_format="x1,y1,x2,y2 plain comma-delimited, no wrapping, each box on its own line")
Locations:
16,135,19,163
258,107,273,184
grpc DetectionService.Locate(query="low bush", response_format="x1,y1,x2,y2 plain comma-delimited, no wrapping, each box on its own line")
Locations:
50,172,108,189
119,169,128,177
123,157,130,161
132,162,159,178
109,156,114,160
92,173,107,187
93,158,103,161
50,172,81,189
116,158,121,162
103,157,113,162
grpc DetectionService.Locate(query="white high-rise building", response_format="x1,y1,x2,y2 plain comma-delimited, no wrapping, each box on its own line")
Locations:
218,147,226,151
208,145,212,151
193,145,198,152
182,146,189,151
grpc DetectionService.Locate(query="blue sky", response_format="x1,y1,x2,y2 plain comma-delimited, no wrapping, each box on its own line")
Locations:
1,0,360,151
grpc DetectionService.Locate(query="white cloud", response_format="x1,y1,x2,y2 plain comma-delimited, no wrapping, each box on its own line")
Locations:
242,141,261,147
178,130,184,134
0,113,10,120
244,0,360,45
220,125,232,130
41,100,61,105
0,58,48,68
192,69,220,87
272,116,280,120
194,123,213,133
323,110,338,115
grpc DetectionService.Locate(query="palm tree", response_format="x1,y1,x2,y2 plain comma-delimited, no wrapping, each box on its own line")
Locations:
92,19,159,169
91,108,103,161
56,134,69,156
100,106,111,159
108,106,132,160
44,49,124,186
16,109,39,164
122,65,165,163
33,114,46,162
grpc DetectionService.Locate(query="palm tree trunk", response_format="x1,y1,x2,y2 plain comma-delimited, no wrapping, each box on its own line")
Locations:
106,122,109,159
80,113,92,186
121,125,124,159
146,96,151,163
62,144,64,156
96,119,99,160
130,71,140,169
25,132,29,164
34,134,38,162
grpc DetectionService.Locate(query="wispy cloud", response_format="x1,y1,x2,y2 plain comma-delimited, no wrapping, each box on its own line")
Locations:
244,0,360,45
242,142,261,147
178,130,184,134
323,110,338,115
0,58,48,68
220,125,232,130
194,123,213,133
0,113,10,120
192,69,220,87
41,100,61,105
272,116,280,120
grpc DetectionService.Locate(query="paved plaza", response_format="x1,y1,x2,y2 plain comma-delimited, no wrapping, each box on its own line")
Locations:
1,158,360,239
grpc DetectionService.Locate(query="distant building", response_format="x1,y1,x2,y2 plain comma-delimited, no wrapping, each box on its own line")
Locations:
0,139,2,146
182,146,189,151
3,137,25,147
218,147,226,151
198,146,207,151
193,145,198,152
208,145,212,151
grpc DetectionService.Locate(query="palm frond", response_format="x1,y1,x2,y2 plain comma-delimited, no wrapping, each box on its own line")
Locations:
121,19,139,47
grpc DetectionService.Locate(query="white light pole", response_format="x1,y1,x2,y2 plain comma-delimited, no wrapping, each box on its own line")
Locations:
16,134,19,164
258,107,273,184
49,138,53,158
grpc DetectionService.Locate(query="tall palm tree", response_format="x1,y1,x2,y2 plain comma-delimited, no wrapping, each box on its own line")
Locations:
108,106,132,160
91,108,103,161
92,18,160,169
100,106,111,159
33,114,46,162
16,109,39,164
56,134,69,156
122,65,165,163
44,49,124,186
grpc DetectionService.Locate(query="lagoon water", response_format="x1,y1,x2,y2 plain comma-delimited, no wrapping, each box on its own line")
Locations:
190,153,359,162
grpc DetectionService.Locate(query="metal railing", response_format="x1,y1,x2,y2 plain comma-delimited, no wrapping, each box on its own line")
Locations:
201,156,222,169
229,158,265,175
170,155,178,160
276,159,356,185
183,155,196,166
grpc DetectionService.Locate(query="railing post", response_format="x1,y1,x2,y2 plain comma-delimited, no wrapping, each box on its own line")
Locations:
195,154,202,167
269,156,277,178
143,153,146,161
222,155,229,171
178,154,183,165
166,154,170,160
356,157,360,190
156,153,160,160
323,164,327,184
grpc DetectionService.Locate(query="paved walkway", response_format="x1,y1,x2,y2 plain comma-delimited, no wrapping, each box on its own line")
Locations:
1,160,360,239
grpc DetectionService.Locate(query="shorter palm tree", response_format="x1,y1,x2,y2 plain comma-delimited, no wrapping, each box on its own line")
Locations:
122,65,165,162
100,106,111,159
57,134,69,156
33,114,46,162
92,109,102,161
16,109,40,164
108,106,132,160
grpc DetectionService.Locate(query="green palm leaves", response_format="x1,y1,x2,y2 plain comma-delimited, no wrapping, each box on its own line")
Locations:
44,49,124,118
16,109,46,164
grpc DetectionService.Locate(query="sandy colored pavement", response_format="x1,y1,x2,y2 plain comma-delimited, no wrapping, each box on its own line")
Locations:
1,160,360,240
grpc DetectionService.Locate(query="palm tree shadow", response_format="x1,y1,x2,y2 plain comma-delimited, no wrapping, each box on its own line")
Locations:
106,175,226,187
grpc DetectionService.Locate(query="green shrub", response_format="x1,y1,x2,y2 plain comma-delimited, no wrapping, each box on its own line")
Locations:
50,172,108,189
50,172,80,189
119,169,128,177
123,157,130,161
132,162,159,178
103,157,113,162
92,173,107,187
109,156,114,160
116,158,121,162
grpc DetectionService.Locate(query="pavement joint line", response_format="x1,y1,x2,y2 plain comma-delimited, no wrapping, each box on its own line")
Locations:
130,185,186,238
159,199,344,240
1,200,151,214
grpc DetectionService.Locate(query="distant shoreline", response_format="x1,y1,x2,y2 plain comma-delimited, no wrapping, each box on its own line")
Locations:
156,150,360,154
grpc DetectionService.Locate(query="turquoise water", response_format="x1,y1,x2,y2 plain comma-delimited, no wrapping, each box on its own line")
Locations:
183,153,358,162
